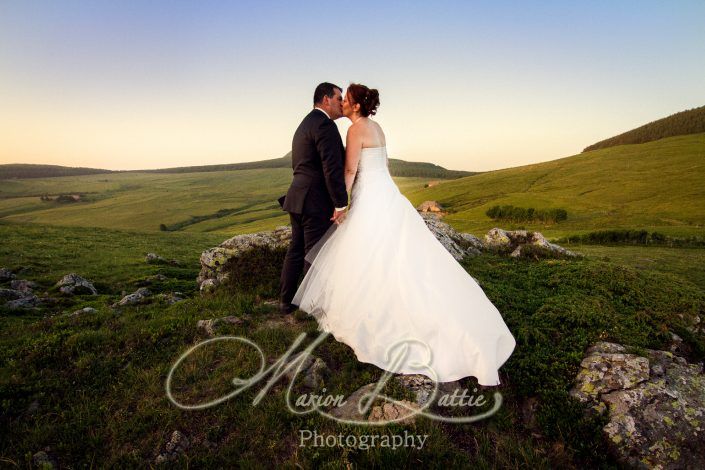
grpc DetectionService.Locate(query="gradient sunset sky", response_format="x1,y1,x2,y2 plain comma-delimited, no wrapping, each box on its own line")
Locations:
1,0,704,172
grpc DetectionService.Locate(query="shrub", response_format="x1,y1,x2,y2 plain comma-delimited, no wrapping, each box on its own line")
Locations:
559,229,705,247
486,205,568,223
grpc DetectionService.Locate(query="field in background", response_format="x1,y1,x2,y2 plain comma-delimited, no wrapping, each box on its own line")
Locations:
0,169,431,235
405,133,705,238
2,133,703,241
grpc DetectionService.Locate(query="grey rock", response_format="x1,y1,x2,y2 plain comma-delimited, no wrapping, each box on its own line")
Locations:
199,278,219,294
282,352,330,389
112,287,151,307
368,399,421,424
69,307,98,316
303,358,330,389
570,341,705,469
32,449,56,469
197,226,292,291
10,279,37,292
158,291,185,305
417,200,444,213
328,383,378,421
196,315,243,336
395,373,464,407
5,294,41,310
485,227,576,258
420,213,482,260
155,430,190,464
196,221,574,293
0,287,25,301
145,252,166,263
55,273,98,295
0,267,16,282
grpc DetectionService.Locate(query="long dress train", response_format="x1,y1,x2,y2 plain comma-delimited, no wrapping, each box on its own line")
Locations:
292,146,516,385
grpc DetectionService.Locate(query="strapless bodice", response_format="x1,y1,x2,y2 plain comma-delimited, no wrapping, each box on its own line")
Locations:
357,146,388,172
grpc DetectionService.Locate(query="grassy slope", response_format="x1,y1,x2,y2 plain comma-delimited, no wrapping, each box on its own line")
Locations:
405,133,705,238
583,104,705,152
3,133,702,240
0,170,430,235
1,222,703,467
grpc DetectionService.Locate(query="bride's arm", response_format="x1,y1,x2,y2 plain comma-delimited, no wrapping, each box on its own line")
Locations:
345,126,363,193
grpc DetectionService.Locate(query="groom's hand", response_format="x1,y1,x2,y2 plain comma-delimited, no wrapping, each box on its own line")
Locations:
331,207,347,225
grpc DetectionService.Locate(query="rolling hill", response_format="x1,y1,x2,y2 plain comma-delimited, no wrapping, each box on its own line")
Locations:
583,105,705,152
1,109,704,239
0,154,474,180
405,133,705,238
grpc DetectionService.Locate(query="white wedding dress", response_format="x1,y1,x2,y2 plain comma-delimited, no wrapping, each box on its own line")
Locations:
292,146,516,385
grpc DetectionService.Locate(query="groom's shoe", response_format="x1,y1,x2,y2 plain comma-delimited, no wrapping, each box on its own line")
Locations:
279,302,297,315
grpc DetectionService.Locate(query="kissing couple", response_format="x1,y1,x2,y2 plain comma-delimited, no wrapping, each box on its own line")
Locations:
277,82,515,386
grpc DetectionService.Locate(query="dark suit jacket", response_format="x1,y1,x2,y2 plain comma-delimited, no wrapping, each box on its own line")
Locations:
280,109,348,216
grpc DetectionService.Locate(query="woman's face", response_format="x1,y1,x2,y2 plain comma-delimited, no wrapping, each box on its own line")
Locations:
342,91,357,118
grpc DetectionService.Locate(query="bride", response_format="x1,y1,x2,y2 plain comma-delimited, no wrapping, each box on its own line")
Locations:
292,83,516,386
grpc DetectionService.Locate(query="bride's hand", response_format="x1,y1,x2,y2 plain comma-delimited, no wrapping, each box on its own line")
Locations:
334,211,347,225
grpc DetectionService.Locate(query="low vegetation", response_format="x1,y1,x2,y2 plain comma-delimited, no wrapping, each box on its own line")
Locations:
485,205,568,224
583,105,705,152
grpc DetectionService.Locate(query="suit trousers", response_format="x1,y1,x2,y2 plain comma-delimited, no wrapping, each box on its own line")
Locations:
279,211,332,306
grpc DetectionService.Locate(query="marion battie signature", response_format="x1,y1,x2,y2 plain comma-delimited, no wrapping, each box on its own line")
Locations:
165,331,503,425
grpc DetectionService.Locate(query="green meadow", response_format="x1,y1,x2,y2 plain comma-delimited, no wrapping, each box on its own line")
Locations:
1,221,704,468
2,133,703,241
406,133,705,238
1,127,704,467
0,169,430,235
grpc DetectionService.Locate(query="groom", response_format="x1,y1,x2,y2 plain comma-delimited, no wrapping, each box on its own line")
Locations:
278,82,349,315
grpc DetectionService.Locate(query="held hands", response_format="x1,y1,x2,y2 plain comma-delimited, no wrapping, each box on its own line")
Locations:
330,207,348,225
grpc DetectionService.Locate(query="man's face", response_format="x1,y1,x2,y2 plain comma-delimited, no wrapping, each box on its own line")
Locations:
327,88,343,119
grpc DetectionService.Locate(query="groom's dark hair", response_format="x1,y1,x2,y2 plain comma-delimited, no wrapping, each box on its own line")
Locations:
313,82,342,105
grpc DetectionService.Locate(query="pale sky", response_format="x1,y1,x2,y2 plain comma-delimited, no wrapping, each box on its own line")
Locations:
1,0,704,172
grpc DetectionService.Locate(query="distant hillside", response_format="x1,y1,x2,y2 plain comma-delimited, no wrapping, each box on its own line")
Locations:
387,159,475,179
2,134,703,238
405,133,705,238
138,155,292,174
0,164,113,180
1,153,473,180
583,105,705,152
137,152,473,179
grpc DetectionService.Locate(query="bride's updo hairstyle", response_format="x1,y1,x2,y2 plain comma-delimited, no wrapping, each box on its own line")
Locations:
347,83,380,117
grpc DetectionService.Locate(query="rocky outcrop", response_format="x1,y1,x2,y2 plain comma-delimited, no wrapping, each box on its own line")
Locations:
10,279,37,292
197,221,575,292
145,253,180,265
55,273,98,295
155,430,190,464
1,279,42,310
570,341,705,469
417,200,444,213
420,213,484,260
395,373,463,407
196,315,243,336
0,287,25,302
484,227,577,258
198,226,292,293
157,291,185,305
328,383,378,421
283,352,331,390
146,252,165,263
111,287,151,308
0,267,16,282
69,306,98,316
368,400,420,424
4,293,41,310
